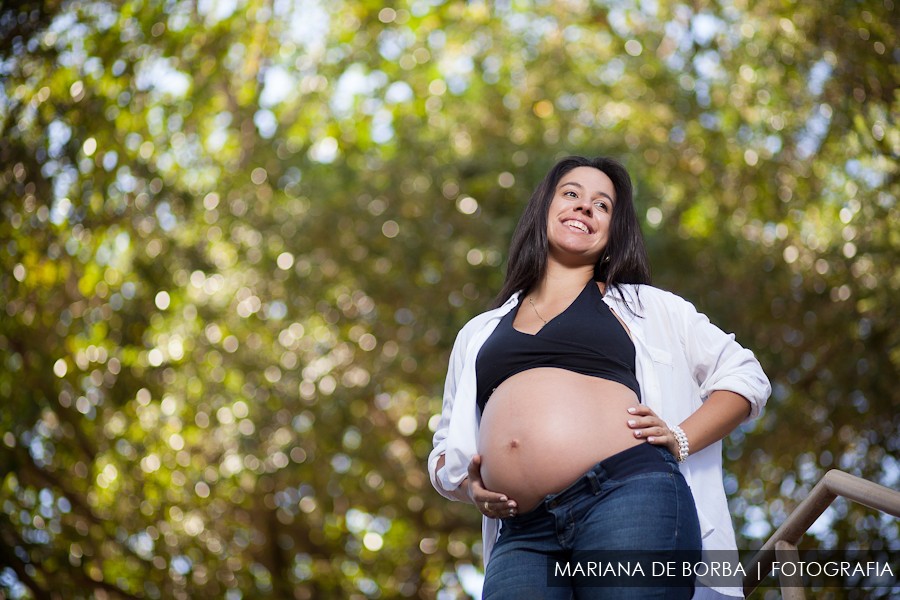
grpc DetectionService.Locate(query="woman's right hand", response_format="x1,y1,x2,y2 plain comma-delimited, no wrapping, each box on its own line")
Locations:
466,454,518,518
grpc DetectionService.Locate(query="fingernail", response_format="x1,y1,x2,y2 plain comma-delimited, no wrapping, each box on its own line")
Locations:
627,419,636,426
635,430,642,437
627,407,636,413
499,496,507,502
647,437,655,443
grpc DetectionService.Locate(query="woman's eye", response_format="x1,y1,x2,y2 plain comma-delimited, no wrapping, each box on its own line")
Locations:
594,201,608,211
564,191,577,198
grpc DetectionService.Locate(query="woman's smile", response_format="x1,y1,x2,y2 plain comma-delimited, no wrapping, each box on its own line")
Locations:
561,218,591,233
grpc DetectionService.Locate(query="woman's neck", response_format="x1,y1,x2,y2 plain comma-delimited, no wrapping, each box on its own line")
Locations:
530,262,595,302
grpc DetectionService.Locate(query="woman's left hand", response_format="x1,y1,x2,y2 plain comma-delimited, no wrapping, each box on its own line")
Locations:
626,405,679,458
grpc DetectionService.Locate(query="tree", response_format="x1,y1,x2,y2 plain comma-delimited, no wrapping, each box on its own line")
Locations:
1,1,896,598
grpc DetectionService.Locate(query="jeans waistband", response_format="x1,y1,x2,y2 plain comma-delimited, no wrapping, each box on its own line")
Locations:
543,443,674,510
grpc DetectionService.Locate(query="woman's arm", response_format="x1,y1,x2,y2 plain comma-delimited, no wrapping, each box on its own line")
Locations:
435,454,518,517
428,316,517,519
435,454,472,502
626,289,770,457
627,390,750,456
679,295,771,420
428,328,467,501
675,390,750,453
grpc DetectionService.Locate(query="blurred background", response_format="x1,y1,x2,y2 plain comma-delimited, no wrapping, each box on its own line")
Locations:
0,0,897,598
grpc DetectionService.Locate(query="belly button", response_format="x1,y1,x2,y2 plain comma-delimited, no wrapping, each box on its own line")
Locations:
508,439,519,450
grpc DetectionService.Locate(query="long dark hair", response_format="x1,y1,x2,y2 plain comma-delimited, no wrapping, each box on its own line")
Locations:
491,156,651,308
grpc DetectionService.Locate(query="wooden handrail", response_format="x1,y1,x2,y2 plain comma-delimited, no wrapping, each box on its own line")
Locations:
743,469,900,597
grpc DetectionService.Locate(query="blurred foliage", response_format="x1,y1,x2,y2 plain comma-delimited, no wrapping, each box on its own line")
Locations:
0,0,897,598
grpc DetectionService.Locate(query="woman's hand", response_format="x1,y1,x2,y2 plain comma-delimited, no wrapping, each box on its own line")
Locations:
466,455,518,519
626,405,679,458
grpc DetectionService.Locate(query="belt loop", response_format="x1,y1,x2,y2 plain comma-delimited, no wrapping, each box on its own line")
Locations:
587,467,602,494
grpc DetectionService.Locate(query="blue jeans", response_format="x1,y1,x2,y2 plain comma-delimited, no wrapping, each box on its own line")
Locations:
482,443,701,600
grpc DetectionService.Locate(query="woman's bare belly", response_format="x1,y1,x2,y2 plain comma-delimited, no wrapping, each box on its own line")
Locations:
478,368,643,513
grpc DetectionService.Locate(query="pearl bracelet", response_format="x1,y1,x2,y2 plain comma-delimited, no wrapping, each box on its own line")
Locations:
670,424,690,462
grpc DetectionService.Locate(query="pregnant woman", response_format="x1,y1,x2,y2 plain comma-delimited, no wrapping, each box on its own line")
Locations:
428,156,770,599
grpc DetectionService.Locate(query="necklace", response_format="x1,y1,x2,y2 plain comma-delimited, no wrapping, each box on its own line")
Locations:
528,297,549,325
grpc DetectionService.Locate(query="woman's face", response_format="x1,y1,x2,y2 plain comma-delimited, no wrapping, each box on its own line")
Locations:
546,166,616,266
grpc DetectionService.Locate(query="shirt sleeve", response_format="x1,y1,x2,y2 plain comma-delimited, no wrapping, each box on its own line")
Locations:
428,326,469,501
670,292,771,420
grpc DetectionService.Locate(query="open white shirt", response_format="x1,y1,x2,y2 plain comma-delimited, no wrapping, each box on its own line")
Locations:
428,284,771,598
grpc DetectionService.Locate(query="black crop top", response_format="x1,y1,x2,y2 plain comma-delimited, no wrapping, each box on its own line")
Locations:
475,281,640,412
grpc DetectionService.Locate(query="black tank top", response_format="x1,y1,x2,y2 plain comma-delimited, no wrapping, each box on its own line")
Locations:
475,281,640,413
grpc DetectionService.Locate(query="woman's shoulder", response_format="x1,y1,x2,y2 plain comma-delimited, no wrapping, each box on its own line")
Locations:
608,283,687,307
455,294,520,339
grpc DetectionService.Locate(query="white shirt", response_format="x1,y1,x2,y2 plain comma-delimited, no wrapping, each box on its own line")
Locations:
428,284,771,598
